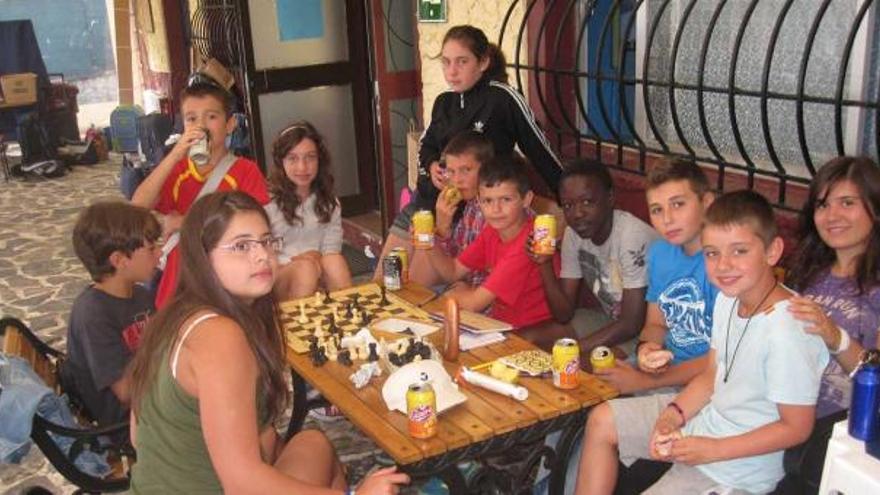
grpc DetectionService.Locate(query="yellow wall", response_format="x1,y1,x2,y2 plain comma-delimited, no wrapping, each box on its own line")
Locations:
417,1,527,125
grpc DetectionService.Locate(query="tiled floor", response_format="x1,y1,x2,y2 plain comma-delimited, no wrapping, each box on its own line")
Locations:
0,158,407,494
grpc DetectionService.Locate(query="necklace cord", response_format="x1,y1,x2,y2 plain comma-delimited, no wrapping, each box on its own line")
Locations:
723,282,778,383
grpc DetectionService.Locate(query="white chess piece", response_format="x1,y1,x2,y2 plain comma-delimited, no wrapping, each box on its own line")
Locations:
298,301,308,324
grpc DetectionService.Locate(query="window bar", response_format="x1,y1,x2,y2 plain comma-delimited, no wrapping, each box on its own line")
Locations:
795,0,836,177
834,0,876,156
573,4,604,147
696,0,730,169
618,0,647,151
667,0,701,159
641,0,674,152
759,0,798,176
727,0,762,191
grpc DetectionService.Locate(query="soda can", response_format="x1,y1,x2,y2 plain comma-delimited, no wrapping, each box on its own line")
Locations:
849,351,880,441
188,128,210,166
412,210,435,249
552,338,580,389
383,254,402,291
391,247,409,284
407,382,437,439
590,346,616,371
533,214,557,255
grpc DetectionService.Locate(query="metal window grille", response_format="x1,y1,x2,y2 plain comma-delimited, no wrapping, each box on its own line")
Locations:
500,0,880,208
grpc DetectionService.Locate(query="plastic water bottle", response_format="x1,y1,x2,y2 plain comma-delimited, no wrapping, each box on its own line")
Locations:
849,350,880,441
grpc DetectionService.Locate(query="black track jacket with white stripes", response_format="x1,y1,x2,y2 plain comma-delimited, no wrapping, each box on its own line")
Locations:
416,78,563,208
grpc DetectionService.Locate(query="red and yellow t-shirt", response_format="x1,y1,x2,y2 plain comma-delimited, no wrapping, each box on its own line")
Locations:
154,157,269,308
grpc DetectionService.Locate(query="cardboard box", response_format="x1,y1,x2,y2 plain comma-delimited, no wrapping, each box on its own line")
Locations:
0,73,38,105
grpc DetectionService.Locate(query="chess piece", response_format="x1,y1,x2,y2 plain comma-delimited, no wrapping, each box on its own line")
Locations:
314,291,323,306
368,342,379,362
332,304,340,324
345,302,354,319
380,286,389,305
310,346,328,367
314,319,324,338
338,349,353,366
360,310,370,326
298,301,308,324
352,310,362,325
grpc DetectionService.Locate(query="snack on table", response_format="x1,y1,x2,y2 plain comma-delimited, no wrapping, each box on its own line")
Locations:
489,360,520,383
499,349,553,376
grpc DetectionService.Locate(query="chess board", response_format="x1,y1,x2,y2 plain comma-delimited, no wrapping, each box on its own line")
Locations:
278,283,433,354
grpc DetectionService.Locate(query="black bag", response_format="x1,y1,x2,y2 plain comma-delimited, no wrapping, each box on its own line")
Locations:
17,112,54,164
137,113,172,168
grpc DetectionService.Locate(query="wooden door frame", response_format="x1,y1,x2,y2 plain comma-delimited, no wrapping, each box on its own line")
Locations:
367,0,422,230
236,0,378,216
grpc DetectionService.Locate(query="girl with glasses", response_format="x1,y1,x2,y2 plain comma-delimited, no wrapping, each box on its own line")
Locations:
128,191,407,494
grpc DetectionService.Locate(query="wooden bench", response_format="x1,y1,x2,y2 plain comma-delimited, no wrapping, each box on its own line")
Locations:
1,317,133,494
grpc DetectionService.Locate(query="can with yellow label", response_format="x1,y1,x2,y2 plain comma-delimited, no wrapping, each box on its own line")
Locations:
390,247,409,283
533,214,557,255
590,346,616,371
552,338,580,389
412,210,435,249
407,383,437,439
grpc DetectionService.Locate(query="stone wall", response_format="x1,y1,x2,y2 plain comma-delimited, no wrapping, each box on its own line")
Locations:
417,1,527,126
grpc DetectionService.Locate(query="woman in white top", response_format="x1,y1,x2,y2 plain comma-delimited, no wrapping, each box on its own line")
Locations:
265,121,352,299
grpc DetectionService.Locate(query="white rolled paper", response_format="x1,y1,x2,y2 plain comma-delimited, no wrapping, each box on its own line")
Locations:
460,367,529,401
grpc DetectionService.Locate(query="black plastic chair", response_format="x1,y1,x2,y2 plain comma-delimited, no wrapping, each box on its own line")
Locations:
1,316,133,494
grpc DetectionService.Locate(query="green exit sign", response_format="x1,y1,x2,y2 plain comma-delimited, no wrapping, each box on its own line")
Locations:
418,0,447,23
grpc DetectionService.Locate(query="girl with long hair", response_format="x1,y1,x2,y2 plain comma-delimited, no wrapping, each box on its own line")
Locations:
375,24,562,284
786,156,880,418
265,121,352,300
128,191,407,493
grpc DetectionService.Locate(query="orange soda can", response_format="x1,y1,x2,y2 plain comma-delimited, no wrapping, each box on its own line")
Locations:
391,247,409,283
590,346,616,371
533,214,557,255
407,382,438,438
552,338,580,389
412,210,435,249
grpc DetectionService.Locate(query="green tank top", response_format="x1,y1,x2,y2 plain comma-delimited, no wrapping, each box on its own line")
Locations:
130,314,272,494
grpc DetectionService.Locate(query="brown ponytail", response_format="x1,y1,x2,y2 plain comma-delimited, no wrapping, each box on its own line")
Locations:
443,25,509,84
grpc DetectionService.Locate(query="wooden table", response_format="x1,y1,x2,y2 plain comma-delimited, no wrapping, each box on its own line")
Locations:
284,284,618,493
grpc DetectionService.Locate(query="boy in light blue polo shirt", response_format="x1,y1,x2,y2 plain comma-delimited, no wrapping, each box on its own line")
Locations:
575,190,828,494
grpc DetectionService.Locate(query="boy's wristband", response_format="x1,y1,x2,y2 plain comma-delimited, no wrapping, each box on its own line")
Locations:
831,327,851,355
667,401,686,426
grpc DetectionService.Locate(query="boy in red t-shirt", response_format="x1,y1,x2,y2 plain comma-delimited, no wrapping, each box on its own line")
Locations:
131,81,269,307
425,154,570,348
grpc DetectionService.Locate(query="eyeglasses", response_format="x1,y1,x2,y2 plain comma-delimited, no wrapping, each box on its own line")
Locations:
216,236,283,256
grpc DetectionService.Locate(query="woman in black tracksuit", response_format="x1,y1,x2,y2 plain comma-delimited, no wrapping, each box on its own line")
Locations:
377,24,563,283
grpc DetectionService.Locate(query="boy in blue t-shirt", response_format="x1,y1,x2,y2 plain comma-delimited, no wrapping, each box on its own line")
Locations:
594,159,718,394
575,190,828,494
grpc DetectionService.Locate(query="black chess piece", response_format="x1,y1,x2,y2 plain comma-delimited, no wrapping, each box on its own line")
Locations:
345,302,354,319
418,345,431,360
368,342,379,362
360,310,371,326
380,286,389,305
389,353,401,366
310,346,327,367
338,349,353,367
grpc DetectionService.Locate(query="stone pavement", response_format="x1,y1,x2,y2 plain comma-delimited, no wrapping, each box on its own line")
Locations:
0,158,421,494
